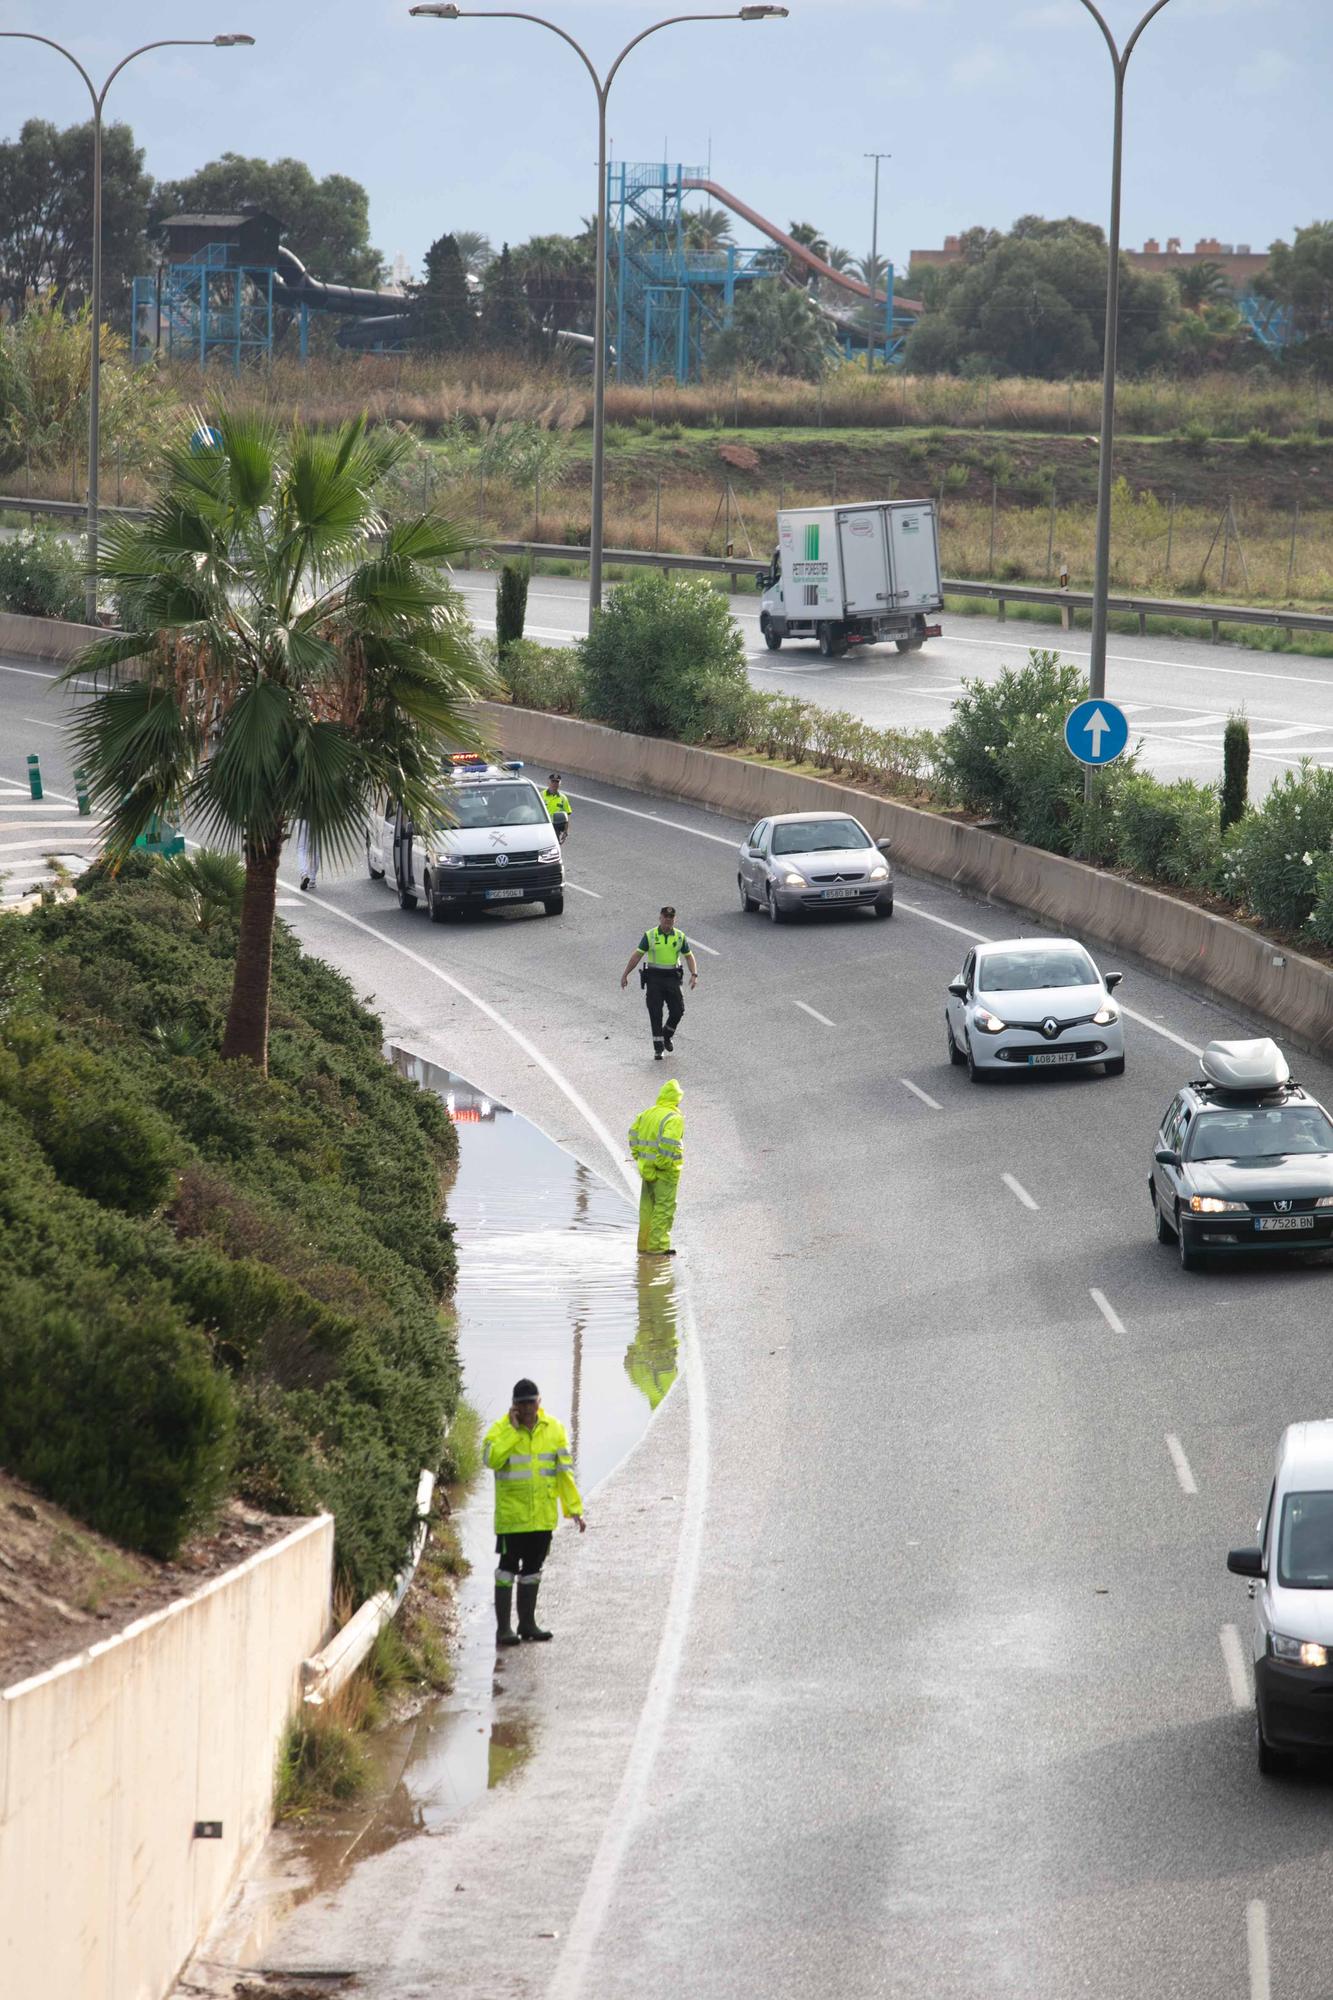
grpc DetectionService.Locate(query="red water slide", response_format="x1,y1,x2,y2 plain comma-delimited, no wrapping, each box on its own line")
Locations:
680,178,923,316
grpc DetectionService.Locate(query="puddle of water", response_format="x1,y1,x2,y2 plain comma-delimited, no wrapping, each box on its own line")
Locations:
276,1055,677,1904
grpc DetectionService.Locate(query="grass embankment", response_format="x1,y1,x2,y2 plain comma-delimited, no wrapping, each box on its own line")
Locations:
0,858,465,1599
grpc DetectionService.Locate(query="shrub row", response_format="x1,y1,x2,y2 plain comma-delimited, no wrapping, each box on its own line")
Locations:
0,867,460,1591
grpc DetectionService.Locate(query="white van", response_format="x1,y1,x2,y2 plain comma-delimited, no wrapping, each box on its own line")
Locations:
366,756,565,920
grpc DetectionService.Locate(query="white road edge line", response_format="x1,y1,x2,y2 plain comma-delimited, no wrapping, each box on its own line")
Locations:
1089,1288,1126,1335
564,881,602,899
689,937,720,957
1165,1432,1199,1495
900,1078,942,1111
1002,1172,1039,1211
794,1000,836,1028
1221,1624,1251,1709
1247,1899,1271,2000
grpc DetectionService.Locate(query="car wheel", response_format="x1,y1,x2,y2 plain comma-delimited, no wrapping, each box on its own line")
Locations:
872,896,893,919
1104,1054,1126,1076
1176,1207,1202,1271
739,874,758,913
965,1036,989,1084
762,617,782,652
1257,1714,1286,1777
1153,1184,1174,1244
366,839,385,881
543,894,565,916
946,1016,964,1068
424,873,446,922
766,885,788,925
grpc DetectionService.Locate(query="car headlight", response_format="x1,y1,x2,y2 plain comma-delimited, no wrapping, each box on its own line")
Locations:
869,865,889,881
782,871,806,887
973,1007,1007,1034
1271,1634,1330,1668
538,846,560,864
1092,1004,1119,1025
434,851,466,867
1316,1197,1333,1209
1189,1195,1249,1213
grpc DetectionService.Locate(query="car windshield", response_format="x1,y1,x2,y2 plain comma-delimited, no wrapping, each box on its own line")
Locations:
772,818,871,855
1278,1490,1333,1588
976,948,1097,992
1187,1104,1333,1161
444,784,547,829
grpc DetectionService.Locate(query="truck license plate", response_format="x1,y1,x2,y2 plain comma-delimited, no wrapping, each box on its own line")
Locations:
484,886,525,900
1256,1214,1313,1232
1028,1051,1077,1066
821,886,860,901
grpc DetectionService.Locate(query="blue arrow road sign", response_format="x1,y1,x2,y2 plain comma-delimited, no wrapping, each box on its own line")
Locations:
1064,697,1129,767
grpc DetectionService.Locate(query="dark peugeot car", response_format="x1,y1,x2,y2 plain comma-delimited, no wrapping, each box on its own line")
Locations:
1151,1039,1333,1272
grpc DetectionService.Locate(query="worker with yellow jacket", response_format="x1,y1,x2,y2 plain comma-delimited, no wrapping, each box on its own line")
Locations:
629,1078,685,1255
485,1378,585,1647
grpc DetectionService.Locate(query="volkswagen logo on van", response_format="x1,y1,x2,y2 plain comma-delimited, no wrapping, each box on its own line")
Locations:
495,852,509,866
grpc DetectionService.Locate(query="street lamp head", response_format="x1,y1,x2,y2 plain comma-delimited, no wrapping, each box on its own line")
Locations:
212,34,256,45
739,5,788,15
410,4,462,15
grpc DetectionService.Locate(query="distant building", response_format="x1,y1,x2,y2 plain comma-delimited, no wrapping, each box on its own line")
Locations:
909,232,1269,297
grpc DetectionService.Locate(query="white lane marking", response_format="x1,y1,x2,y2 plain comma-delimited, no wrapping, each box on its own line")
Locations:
1247,1899,1271,2000
900,1078,942,1110
1165,1432,1198,1495
21,716,62,730
564,788,736,846
1002,1172,1039,1211
0,833,96,852
943,627,1333,693
0,661,62,681
794,1000,836,1027
565,880,602,898
275,896,304,908
688,936,720,957
1221,1625,1251,1709
1089,1288,1126,1334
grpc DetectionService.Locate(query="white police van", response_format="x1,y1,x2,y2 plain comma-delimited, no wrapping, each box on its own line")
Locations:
366,755,565,921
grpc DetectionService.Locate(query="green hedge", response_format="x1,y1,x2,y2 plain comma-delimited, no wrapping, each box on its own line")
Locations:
0,870,459,1591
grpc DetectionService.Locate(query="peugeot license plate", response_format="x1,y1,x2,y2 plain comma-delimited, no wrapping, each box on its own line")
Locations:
821,886,860,900
1028,1051,1077,1066
1256,1214,1313,1232
484,886,525,901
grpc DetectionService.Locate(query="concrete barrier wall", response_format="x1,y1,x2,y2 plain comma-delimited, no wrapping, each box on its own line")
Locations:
0,1513,334,2000
0,609,106,665
483,701,1333,1055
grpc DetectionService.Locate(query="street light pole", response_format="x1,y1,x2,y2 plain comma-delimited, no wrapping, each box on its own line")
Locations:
410,4,787,621
1073,0,1173,710
0,33,255,625
864,151,889,373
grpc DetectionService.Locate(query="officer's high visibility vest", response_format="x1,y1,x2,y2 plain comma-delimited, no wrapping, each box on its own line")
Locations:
483,1409,582,1533
544,790,571,817
644,926,686,969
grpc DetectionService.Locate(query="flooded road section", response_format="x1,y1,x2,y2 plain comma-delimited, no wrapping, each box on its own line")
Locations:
273,1054,678,1908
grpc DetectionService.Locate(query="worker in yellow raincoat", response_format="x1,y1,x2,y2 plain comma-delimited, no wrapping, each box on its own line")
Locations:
628,1078,684,1255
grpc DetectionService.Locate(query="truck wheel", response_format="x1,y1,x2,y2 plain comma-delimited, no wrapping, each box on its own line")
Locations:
818,626,846,659
896,638,913,654
761,616,782,652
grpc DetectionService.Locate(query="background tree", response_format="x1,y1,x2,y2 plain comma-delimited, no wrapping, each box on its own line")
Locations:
711,280,831,380
1258,222,1333,371
903,217,1175,378
1174,259,1231,312
786,219,829,286
415,233,474,353
479,242,531,351
685,206,732,253
0,118,151,325
451,229,493,278
153,153,383,286
67,413,493,1072
512,233,594,334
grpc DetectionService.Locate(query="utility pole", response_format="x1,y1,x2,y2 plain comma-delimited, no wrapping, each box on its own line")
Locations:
864,151,890,373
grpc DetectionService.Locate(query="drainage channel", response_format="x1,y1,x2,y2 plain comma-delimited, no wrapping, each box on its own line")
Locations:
274,1052,678,1898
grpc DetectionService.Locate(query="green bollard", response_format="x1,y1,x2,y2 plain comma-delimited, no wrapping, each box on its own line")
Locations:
26,753,42,801
74,767,90,817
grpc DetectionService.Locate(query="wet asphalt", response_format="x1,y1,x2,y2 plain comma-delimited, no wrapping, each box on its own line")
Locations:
7,657,1333,2000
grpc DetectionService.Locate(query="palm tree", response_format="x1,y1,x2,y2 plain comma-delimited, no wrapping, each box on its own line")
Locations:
685,206,733,253
452,230,494,278
824,246,853,274
856,252,889,298
1174,259,1231,312
66,412,493,1072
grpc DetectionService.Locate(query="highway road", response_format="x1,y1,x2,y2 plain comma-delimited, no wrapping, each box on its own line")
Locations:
455,565,1333,798
7,655,1333,2000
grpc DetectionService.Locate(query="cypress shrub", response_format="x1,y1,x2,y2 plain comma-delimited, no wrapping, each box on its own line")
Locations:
1221,714,1250,830
495,560,529,656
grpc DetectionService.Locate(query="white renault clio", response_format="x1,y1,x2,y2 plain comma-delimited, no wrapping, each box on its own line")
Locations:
1229,1422,1333,1774
944,936,1125,1082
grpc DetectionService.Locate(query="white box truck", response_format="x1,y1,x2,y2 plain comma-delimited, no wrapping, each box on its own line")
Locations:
759,500,944,658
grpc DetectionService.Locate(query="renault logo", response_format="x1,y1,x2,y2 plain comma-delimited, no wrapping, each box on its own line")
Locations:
495,853,509,867
1274,1198,1293,1213
1043,1017,1058,1039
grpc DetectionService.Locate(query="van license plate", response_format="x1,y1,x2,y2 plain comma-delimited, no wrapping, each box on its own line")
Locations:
1028,1051,1077,1066
484,886,526,900
821,887,860,900
1256,1214,1313,1232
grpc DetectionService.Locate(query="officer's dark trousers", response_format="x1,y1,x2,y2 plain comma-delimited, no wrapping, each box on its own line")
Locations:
644,971,685,1051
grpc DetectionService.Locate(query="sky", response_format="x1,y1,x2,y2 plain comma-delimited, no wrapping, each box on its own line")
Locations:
0,0,1327,285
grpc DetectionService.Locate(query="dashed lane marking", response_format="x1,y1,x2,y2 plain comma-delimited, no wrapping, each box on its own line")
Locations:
1247,1900,1271,2000
900,1078,942,1111
1166,1433,1199,1495
1221,1625,1251,1709
1002,1172,1039,1211
565,881,602,898
1089,1288,1126,1334
794,1000,836,1027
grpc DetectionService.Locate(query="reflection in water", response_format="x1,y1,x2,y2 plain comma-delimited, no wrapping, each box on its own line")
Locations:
488,1718,534,1790
626,1264,680,1410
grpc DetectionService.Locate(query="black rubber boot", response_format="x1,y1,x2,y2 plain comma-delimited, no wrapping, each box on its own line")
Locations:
517,1578,552,1641
495,1584,520,1648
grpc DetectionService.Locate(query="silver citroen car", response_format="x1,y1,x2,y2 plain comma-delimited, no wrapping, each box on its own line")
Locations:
737,810,893,924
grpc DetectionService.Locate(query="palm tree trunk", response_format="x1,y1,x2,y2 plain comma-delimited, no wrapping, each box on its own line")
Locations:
220,831,283,1070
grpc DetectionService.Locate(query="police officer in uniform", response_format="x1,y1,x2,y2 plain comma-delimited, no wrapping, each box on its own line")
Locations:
620,905,699,1059
542,773,572,842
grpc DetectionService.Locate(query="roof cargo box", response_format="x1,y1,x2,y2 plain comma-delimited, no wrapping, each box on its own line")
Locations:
1200,1038,1290,1093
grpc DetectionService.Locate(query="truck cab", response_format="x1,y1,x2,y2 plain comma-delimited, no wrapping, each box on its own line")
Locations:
366,755,565,921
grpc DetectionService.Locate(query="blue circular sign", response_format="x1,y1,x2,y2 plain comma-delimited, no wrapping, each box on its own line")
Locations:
1064,697,1129,767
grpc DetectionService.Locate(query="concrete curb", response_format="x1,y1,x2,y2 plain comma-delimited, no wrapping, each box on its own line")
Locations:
0,609,106,664
482,700,1333,1057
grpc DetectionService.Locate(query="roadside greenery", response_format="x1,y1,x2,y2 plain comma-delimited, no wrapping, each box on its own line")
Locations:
0,526,84,620
0,862,461,1592
579,570,750,740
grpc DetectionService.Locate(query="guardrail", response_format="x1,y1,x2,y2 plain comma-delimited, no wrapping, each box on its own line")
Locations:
4,497,1329,644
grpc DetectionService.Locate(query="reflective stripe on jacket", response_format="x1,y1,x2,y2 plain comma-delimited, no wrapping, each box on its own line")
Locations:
484,1409,582,1533
628,1079,684,1181
643,926,686,969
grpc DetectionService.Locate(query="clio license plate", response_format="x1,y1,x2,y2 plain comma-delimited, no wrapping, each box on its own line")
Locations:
1028,1051,1077,1066
484,886,526,901
1256,1214,1313,1232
